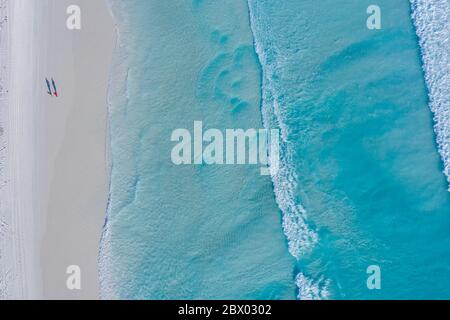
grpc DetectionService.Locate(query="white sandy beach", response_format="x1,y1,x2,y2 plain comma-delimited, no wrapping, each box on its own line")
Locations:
3,0,114,299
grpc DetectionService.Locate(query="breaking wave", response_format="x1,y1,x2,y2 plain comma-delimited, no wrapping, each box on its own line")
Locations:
296,273,331,300
410,0,450,190
247,1,328,300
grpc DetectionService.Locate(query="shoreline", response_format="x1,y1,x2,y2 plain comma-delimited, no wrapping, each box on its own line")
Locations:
99,0,297,300
4,0,115,299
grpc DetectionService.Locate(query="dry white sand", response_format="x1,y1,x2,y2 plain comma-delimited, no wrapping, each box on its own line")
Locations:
6,0,114,299
39,0,114,299
6,0,41,299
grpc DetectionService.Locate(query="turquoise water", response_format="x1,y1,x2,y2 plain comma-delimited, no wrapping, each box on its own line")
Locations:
100,0,296,299
101,0,450,299
249,0,450,299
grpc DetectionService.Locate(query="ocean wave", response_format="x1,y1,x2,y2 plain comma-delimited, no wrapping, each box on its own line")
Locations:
269,96,318,259
295,273,330,300
410,0,450,190
247,0,327,299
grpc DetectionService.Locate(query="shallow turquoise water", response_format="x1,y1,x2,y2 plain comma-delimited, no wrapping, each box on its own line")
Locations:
101,0,296,299
101,0,450,299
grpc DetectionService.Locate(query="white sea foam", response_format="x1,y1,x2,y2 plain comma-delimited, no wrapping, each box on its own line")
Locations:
248,3,317,260
247,1,329,300
269,96,319,259
295,273,330,300
410,0,450,190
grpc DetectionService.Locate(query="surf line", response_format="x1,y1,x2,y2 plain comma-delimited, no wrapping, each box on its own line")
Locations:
170,121,280,175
